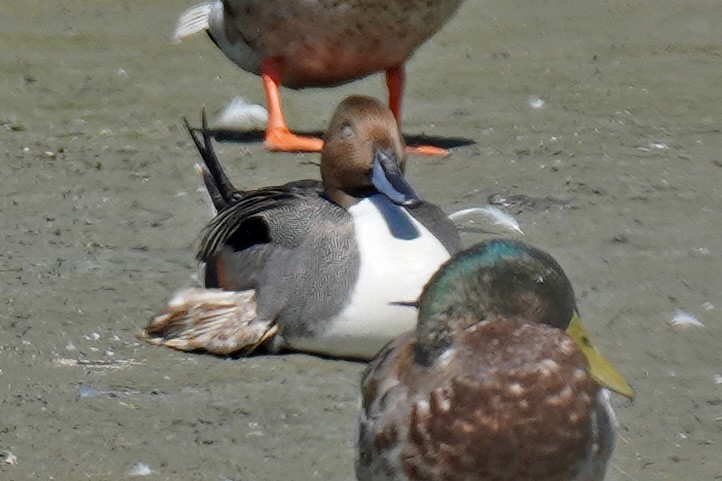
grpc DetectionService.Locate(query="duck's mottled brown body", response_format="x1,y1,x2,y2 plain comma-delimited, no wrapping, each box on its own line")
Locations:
216,0,463,88
357,323,613,481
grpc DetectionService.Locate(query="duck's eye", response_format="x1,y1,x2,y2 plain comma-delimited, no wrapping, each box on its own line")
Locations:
340,123,354,139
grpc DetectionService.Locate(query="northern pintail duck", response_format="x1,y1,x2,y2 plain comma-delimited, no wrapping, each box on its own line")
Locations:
140,95,461,359
356,239,635,481
174,0,463,155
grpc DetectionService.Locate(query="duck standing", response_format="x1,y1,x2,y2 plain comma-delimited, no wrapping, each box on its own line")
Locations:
174,0,463,155
140,95,460,359
356,239,635,481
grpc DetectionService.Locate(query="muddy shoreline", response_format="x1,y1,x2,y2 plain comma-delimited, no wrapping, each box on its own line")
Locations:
2,0,721,479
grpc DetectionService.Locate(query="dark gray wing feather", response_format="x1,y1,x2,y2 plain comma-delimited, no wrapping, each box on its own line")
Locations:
197,186,308,261
405,202,461,254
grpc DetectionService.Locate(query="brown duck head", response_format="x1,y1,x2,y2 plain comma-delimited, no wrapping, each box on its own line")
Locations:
321,95,419,208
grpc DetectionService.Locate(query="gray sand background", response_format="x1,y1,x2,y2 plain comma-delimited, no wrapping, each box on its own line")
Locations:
1,0,721,479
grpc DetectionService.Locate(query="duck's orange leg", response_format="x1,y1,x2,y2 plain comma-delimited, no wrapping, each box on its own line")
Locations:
385,65,449,157
261,58,324,153
386,64,405,124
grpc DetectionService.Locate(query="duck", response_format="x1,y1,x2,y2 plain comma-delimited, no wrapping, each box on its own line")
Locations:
355,239,635,481
140,95,461,359
173,0,464,155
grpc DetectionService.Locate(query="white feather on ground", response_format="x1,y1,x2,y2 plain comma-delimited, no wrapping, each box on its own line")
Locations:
2,451,17,466
128,462,154,477
448,205,524,235
668,311,704,329
215,97,269,131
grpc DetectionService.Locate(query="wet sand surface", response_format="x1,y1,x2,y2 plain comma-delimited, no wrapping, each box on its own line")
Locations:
1,0,721,479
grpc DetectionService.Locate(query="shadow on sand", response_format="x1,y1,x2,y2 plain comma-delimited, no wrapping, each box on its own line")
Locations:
198,128,476,151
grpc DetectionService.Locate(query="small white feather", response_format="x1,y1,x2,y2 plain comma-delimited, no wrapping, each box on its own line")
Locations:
668,311,704,329
448,205,523,235
528,97,546,109
215,97,269,131
2,451,17,466
128,462,154,477
173,3,213,43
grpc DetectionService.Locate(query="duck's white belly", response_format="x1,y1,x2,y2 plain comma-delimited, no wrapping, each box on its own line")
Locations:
288,197,451,360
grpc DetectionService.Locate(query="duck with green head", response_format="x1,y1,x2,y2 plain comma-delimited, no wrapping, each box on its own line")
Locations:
356,239,634,481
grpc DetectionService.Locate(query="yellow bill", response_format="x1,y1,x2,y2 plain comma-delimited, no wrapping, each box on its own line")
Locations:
566,312,635,400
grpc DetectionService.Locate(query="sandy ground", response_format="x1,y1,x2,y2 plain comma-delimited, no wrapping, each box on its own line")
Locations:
1,0,721,479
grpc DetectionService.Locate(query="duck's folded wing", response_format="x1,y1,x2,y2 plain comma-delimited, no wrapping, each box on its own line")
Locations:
197,187,304,261
198,178,351,294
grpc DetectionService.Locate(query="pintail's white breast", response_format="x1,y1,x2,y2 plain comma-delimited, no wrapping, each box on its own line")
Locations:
287,194,451,359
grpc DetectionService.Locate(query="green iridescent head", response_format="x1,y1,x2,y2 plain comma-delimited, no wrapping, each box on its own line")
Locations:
416,239,577,354
414,238,634,400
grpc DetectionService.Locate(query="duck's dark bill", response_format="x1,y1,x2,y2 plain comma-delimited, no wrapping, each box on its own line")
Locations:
371,149,420,206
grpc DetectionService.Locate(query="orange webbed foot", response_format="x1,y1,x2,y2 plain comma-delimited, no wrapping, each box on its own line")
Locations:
405,145,450,157
263,127,324,153
261,58,324,153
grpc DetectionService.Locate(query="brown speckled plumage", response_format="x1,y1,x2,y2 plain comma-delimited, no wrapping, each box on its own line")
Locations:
215,0,463,87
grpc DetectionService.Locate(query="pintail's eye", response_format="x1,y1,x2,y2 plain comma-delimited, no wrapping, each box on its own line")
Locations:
340,123,354,139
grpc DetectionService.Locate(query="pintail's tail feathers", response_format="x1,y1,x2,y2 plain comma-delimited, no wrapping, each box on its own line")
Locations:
184,113,242,212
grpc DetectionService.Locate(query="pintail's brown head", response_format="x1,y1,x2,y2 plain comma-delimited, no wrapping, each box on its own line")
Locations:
321,95,419,208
